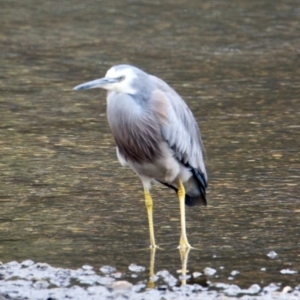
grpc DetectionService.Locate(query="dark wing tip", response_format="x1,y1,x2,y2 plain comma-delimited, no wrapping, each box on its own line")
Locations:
185,164,207,206
185,194,207,206
193,168,207,205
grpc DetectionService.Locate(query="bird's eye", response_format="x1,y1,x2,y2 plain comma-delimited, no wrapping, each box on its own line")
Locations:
118,76,125,81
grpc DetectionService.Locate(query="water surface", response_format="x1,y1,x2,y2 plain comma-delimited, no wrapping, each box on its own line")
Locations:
0,0,299,291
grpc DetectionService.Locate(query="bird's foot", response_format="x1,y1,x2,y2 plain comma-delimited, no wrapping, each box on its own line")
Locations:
178,236,192,249
149,244,163,250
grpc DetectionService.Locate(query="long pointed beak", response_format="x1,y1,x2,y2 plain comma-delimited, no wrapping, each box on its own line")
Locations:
73,77,119,91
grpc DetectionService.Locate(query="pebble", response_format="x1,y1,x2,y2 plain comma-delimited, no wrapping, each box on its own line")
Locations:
128,263,145,272
230,270,240,276
111,280,133,291
280,269,298,274
100,265,116,274
204,267,217,276
267,250,278,259
262,283,280,294
282,286,293,293
82,265,93,270
21,260,34,267
241,284,261,294
192,271,202,278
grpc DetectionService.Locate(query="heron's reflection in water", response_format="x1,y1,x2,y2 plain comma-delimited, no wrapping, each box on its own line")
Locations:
178,247,191,285
147,247,191,288
147,248,157,289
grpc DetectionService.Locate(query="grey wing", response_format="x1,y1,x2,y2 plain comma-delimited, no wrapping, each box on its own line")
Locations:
149,75,207,182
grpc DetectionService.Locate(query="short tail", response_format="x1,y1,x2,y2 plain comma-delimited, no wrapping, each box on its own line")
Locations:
156,167,207,207
186,167,207,206
184,194,206,207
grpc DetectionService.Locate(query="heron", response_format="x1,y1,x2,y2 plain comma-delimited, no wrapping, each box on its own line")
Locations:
73,64,207,249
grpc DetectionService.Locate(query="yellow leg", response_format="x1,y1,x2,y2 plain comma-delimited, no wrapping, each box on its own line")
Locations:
144,189,157,248
147,247,156,289
178,180,191,249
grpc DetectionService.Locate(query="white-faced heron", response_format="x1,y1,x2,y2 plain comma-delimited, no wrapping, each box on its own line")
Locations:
73,64,207,249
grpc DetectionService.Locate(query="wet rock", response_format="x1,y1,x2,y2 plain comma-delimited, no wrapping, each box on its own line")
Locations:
204,267,217,276
282,286,293,293
149,274,159,282
157,270,177,287
110,280,133,291
97,276,115,285
230,270,240,276
33,262,51,271
280,269,298,274
51,269,72,287
32,280,49,290
215,282,230,289
267,250,278,259
262,283,280,294
77,273,101,285
111,271,123,279
132,283,145,293
82,265,93,271
100,265,116,274
87,285,110,296
128,263,145,272
192,271,202,278
21,260,34,267
224,284,241,296
179,274,191,280
241,284,261,294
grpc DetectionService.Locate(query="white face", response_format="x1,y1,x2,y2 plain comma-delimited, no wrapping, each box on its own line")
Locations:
105,66,137,94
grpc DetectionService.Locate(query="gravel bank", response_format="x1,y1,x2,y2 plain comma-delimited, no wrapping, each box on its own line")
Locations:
0,261,299,300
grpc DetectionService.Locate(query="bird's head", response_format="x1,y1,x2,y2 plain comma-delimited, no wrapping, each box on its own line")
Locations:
73,65,139,94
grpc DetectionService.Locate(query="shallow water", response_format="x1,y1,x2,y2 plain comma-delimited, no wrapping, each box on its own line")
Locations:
0,0,299,294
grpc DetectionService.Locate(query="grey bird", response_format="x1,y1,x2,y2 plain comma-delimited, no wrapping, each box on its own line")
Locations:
73,64,207,249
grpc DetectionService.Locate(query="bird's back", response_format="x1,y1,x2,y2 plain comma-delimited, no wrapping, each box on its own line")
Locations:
148,75,207,205
150,76,207,171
